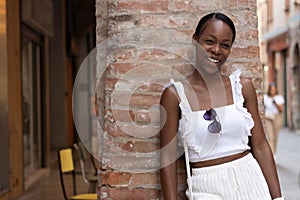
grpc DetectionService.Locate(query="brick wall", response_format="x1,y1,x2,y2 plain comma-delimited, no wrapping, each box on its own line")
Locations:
96,0,260,199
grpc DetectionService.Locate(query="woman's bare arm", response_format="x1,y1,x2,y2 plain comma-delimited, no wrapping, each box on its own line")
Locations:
241,78,282,198
273,99,284,113
160,86,180,200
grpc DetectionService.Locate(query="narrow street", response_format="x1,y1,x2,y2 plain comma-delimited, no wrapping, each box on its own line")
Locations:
276,128,300,199
17,128,300,200
17,155,92,200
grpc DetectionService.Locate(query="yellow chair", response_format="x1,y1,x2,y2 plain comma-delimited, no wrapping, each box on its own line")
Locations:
58,148,97,200
74,142,98,193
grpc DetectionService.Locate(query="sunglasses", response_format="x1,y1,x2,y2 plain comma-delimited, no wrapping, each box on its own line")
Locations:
203,108,222,133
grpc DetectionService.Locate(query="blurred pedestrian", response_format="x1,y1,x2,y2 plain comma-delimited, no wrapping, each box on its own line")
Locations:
264,82,285,154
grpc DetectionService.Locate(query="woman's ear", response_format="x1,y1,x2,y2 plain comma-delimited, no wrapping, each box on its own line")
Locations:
192,35,199,42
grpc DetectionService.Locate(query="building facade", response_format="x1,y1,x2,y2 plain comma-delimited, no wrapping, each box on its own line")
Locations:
257,0,300,129
1,0,266,199
0,0,95,199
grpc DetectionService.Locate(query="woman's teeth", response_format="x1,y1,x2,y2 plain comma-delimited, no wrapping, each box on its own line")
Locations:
207,57,220,63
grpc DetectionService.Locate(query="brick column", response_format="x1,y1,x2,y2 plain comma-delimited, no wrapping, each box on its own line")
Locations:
96,0,260,199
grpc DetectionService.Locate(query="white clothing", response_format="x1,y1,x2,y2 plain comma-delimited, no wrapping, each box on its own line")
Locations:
166,70,254,162
264,94,284,153
186,153,272,200
264,94,284,115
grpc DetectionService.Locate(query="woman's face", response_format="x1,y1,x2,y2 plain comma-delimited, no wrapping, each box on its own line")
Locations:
269,85,277,96
195,19,233,71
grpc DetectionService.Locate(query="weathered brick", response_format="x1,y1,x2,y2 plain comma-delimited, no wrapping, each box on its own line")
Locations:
229,0,256,7
114,121,160,138
103,120,128,137
140,14,190,29
117,140,160,153
112,28,171,47
101,171,131,186
112,48,137,62
101,187,160,200
131,173,160,186
103,120,160,138
231,10,258,27
101,119,160,138
230,46,260,59
231,61,262,78
237,29,259,44
170,0,190,12
103,154,160,172
134,108,160,124
135,82,165,93
140,15,170,28
137,48,180,61
170,30,193,44
129,93,161,107
190,0,222,12
118,0,169,14
109,109,134,123
109,92,161,109
105,77,118,92
109,63,136,78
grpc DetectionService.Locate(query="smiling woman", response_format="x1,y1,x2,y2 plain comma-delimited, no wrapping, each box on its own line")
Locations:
193,13,234,72
159,12,284,200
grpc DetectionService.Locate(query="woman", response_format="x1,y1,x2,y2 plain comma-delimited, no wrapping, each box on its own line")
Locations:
160,13,283,199
264,83,284,154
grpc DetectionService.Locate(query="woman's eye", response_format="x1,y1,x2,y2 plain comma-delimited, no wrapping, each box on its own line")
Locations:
221,44,230,49
204,40,214,44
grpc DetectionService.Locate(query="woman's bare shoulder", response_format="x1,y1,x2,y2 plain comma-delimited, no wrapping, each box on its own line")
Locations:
239,77,257,104
240,77,255,91
160,85,180,106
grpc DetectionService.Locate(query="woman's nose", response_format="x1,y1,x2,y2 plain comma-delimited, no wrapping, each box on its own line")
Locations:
211,44,221,54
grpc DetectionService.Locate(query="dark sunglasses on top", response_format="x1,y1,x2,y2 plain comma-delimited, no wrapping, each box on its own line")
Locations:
203,108,222,133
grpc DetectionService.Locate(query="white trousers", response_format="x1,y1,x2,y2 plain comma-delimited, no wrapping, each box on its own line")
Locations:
186,153,272,200
265,113,283,153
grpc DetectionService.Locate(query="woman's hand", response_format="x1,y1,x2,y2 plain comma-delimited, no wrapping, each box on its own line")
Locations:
272,99,283,113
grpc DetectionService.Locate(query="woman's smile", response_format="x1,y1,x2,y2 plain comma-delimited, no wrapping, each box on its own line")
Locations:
207,56,221,64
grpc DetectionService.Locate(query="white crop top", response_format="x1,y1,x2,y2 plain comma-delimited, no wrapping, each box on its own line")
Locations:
166,70,255,162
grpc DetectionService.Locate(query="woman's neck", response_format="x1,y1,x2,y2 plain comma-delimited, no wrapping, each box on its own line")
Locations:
188,68,223,87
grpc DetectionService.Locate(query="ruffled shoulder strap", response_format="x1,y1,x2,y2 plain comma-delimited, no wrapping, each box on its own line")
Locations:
229,70,254,135
229,69,242,104
164,79,192,112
